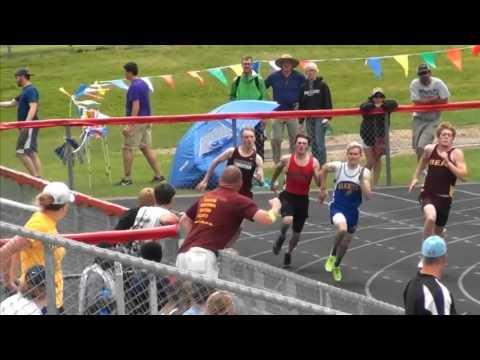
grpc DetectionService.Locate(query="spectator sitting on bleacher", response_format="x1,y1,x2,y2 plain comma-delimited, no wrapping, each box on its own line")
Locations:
124,242,174,315
78,243,117,315
159,280,194,315
114,187,156,231
183,283,215,315
205,290,236,315
0,265,47,315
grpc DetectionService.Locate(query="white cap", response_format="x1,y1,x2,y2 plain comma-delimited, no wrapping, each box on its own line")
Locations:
304,62,318,72
42,182,75,205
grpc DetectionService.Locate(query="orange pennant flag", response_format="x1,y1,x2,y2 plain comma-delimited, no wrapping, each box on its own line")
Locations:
161,75,176,89
472,45,480,57
299,59,309,69
446,48,462,71
187,71,205,85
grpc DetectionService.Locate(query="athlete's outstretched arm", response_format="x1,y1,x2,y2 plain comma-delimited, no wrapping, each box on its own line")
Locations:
312,158,322,187
270,155,289,192
360,168,372,200
409,145,434,192
440,149,468,182
196,148,235,191
319,162,337,203
254,154,264,183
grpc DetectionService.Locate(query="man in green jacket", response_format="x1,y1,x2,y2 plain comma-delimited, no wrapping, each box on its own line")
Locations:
230,56,267,159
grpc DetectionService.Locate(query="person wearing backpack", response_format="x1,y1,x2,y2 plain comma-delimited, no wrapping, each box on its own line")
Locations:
230,55,267,159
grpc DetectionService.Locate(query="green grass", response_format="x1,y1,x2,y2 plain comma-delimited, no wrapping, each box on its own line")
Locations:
1,45,479,198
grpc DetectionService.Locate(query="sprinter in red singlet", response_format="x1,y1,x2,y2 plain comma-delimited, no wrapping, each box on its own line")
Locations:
409,122,468,244
270,134,322,268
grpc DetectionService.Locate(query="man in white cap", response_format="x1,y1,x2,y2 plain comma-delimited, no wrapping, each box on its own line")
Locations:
298,62,333,166
265,54,306,165
403,235,456,315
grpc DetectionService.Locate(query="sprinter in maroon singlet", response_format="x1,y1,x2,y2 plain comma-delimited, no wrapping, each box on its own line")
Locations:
409,122,468,241
270,133,322,268
196,127,263,198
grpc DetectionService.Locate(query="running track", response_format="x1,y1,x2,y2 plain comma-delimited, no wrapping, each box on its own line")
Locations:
111,183,480,315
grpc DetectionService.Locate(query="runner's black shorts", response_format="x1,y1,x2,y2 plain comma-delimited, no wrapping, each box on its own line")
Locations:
16,128,39,155
279,191,309,233
419,191,452,228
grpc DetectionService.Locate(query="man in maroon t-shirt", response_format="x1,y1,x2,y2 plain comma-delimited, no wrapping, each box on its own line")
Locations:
177,166,281,278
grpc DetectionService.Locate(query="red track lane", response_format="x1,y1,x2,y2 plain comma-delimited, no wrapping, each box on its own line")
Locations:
1,101,479,131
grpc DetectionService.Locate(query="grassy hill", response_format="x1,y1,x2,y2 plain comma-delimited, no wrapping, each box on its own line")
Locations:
1,45,479,197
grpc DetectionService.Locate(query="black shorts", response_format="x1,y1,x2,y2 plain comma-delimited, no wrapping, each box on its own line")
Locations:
16,128,39,155
279,191,309,233
420,192,452,228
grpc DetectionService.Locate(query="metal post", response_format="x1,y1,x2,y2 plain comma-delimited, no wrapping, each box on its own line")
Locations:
114,262,125,315
384,112,392,186
64,126,75,190
148,273,158,315
43,244,58,315
232,119,238,147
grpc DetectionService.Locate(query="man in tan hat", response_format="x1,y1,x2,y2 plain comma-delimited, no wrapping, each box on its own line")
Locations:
265,54,306,165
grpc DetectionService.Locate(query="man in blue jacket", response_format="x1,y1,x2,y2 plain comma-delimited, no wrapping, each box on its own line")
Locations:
265,54,306,165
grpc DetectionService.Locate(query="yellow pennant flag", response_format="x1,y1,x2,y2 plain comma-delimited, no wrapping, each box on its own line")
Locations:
187,71,205,85
393,55,409,77
229,64,243,77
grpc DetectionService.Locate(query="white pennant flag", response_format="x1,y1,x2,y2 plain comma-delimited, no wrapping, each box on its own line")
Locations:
141,77,155,92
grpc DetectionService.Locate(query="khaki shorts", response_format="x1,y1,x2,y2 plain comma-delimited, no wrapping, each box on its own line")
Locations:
123,124,152,149
412,116,440,150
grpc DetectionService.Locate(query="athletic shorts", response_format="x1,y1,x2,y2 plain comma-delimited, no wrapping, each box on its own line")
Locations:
279,191,309,233
329,204,359,234
176,247,219,279
419,192,452,228
123,124,152,149
16,128,39,155
412,116,440,150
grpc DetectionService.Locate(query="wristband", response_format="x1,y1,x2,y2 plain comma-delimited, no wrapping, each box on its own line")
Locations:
267,209,278,223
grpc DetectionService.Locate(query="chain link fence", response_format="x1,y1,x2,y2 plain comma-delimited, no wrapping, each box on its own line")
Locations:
0,221,345,315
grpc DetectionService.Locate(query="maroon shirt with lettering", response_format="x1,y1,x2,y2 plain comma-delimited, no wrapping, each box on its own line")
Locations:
179,187,259,253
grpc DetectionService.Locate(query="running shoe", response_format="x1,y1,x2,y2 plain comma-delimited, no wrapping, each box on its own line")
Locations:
325,255,336,273
332,266,342,282
273,234,286,255
283,253,291,268
116,178,133,186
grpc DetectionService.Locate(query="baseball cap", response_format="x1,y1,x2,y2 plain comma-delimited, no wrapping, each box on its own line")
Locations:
25,265,46,288
14,68,34,78
304,62,319,72
42,182,75,205
370,87,385,98
417,63,431,75
421,235,447,258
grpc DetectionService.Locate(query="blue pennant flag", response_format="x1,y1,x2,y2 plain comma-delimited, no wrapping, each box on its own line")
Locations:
252,61,261,74
366,57,383,79
74,84,88,98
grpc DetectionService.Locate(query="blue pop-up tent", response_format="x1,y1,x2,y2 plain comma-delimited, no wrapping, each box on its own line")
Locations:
169,100,278,189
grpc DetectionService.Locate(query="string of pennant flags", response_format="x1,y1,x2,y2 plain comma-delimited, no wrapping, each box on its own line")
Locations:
93,46,479,92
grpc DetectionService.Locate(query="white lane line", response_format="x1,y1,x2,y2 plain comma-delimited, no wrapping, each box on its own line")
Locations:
458,261,480,306
455,189,480,197
372,191,419,204
294,219,477,272
364,234,480,299
240,231,257,238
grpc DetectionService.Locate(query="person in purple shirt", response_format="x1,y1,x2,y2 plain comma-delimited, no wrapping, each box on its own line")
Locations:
265,54,306,165
117,62,164,186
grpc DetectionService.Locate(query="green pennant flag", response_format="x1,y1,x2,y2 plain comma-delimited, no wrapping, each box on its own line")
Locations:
420,52,437,69
207,68,228,87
